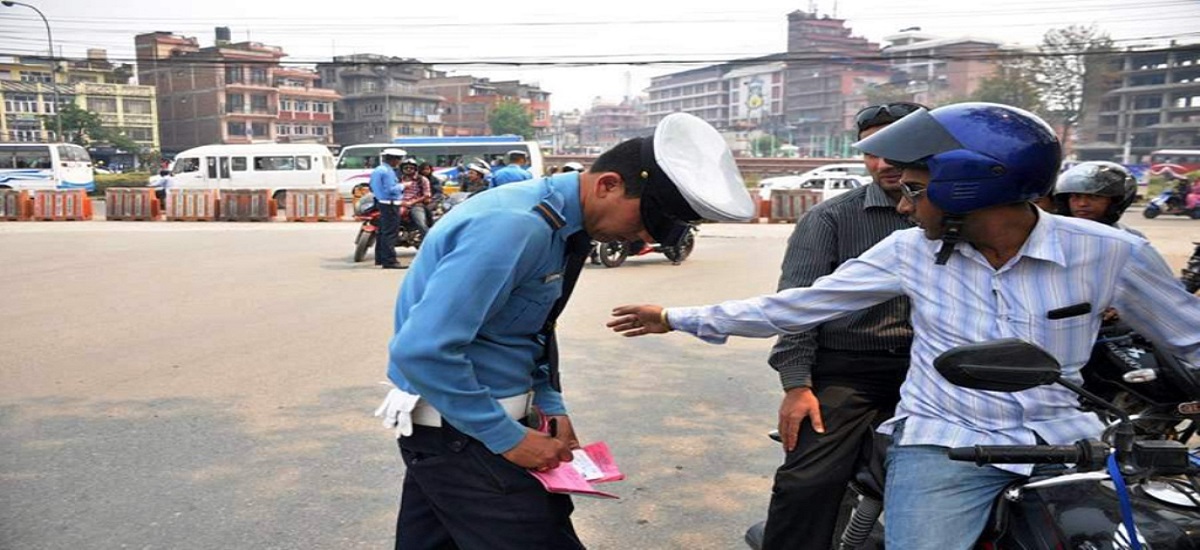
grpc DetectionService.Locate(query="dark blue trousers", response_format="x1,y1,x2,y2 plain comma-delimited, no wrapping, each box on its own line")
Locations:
395,424,584,550
376,203,400,266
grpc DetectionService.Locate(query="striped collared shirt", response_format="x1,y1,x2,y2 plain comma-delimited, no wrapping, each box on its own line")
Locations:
770,183,914,389
669,210,1200,474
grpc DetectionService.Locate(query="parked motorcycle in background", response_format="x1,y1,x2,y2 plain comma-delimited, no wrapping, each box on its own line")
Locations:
590,224,698,268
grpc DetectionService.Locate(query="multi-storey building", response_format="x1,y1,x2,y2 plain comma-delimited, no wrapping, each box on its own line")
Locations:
644,65,729,129
783,10,889,157
878,30,1009,106
1076,43,1200,162
417,73,552,139
578,100,644,149
135,29,338,153
0,51,159,156
317,54,443,146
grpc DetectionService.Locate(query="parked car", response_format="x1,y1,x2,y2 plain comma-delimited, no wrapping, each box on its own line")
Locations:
757,162,871,201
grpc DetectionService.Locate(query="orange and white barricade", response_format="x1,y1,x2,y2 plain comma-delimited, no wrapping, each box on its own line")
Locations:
32,189,93,221
218,189,276,222
285,189,344,222
0,189,33,221
105,188,161,221
165,189,219,221
768,189,822,224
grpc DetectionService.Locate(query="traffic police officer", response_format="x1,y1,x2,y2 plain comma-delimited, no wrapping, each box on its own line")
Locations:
370,148,407,269
375,113,756,549
490,149,534,187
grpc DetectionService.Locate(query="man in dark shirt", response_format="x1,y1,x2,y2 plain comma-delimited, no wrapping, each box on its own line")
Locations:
759,103,923,550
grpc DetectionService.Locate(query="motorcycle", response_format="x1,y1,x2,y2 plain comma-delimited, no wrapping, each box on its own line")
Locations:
351,192,468,263
589,224,698,268
1142,185,1200,219
746,335,1200,550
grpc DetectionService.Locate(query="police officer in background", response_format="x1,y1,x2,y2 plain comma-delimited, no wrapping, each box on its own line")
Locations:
490,149,534,187
371,149,407,269
374,113,756,549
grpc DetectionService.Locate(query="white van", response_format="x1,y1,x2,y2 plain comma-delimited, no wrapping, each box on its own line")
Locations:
0,143,94,192
169,143,336,203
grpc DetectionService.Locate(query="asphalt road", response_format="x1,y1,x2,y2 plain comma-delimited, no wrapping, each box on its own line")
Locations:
0,213,1196,550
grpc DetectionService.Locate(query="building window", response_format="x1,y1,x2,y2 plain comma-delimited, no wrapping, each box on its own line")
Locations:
294,100,308,112
314,126,328,136
86,97,118,113
227,121,248,137
123,99,153,114
225,65,244,85
20,71,52,83
250,95,269,113
126,127,153,141
279,98,292,111
250,67,268,86
276,124,290,135
4,94,38,113
252,122,268,136
226,93,245,113
254,156,296,170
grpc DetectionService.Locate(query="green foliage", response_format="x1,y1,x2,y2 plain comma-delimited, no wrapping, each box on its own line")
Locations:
971,62,1046,115
488,101,535,138
92,172,152,196
44,103,105,145
752,135,778,157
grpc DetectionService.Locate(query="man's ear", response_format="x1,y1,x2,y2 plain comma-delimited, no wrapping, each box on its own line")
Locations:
592,172,624,199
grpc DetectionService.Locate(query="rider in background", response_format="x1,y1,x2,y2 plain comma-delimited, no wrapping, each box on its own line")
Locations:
490,150,534,188
398,158,432,239
419,162,445,201
1053,161,1143,237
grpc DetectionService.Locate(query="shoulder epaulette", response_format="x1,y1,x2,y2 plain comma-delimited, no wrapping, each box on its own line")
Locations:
532,200,566,231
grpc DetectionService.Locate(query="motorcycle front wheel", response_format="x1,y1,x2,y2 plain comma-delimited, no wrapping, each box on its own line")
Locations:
353,230,376,263
1143,206,1161,219
599,241,628,268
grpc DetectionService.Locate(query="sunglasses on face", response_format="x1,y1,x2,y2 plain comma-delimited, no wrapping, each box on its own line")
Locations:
899,183,927,202
855,102,923,133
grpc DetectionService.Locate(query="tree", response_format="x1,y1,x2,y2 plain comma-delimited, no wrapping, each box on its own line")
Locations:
44,103,105,145
752,135,778,157
1034,25,1114,141
971,60,1046,115
488,101,534,138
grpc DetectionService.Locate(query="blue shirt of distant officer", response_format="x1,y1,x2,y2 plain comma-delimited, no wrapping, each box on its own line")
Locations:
490,156,534,188
387,173,580,453
369,162,403,201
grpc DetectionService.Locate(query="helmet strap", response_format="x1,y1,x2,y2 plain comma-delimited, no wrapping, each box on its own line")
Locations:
935,216,965,266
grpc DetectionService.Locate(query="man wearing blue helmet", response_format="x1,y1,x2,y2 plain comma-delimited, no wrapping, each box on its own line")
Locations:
608,103,1200,549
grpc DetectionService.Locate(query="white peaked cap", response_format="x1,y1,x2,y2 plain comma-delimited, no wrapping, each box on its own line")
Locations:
653,113,755,222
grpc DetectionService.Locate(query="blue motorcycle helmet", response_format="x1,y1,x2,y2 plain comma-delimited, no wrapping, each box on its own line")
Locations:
854,102,1062,215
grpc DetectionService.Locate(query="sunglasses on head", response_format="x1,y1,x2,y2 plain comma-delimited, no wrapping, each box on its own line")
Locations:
855,102,923,133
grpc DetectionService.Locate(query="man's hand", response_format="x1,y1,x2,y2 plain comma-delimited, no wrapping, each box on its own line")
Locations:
778,387,824,452
546,414,581,450
608,304,670,337
502,428,574,470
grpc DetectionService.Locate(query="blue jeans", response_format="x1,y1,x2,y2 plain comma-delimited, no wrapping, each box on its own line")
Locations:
884,422,1052,549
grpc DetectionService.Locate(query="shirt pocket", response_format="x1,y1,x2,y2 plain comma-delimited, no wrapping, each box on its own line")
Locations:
1011,314,1096,375
493,277,563,335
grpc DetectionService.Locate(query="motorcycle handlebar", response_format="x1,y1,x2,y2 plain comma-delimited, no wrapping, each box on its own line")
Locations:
948,444,1084,466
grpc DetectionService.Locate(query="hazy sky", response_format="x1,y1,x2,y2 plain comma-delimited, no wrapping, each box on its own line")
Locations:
2,0,1198,111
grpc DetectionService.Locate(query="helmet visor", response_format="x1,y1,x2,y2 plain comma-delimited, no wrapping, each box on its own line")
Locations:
853,108,963,166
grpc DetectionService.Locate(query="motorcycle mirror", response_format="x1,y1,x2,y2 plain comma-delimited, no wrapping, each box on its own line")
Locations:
934,339,1061,392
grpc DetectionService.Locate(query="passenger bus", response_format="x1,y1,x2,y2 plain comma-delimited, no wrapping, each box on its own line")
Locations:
334,136,544,198
1147,149,1200,179
0,143,94,192
168,143,337,203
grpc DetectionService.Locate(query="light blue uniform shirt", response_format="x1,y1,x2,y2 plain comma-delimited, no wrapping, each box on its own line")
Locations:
388,173,583,454
490,164,533,188
369,164,402,201
669,210,1200,474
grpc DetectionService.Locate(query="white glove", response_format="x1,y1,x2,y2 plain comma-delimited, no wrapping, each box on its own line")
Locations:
373,387,421,438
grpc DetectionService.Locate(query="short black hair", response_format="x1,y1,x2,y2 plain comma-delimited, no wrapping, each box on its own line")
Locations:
590,138,645,198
